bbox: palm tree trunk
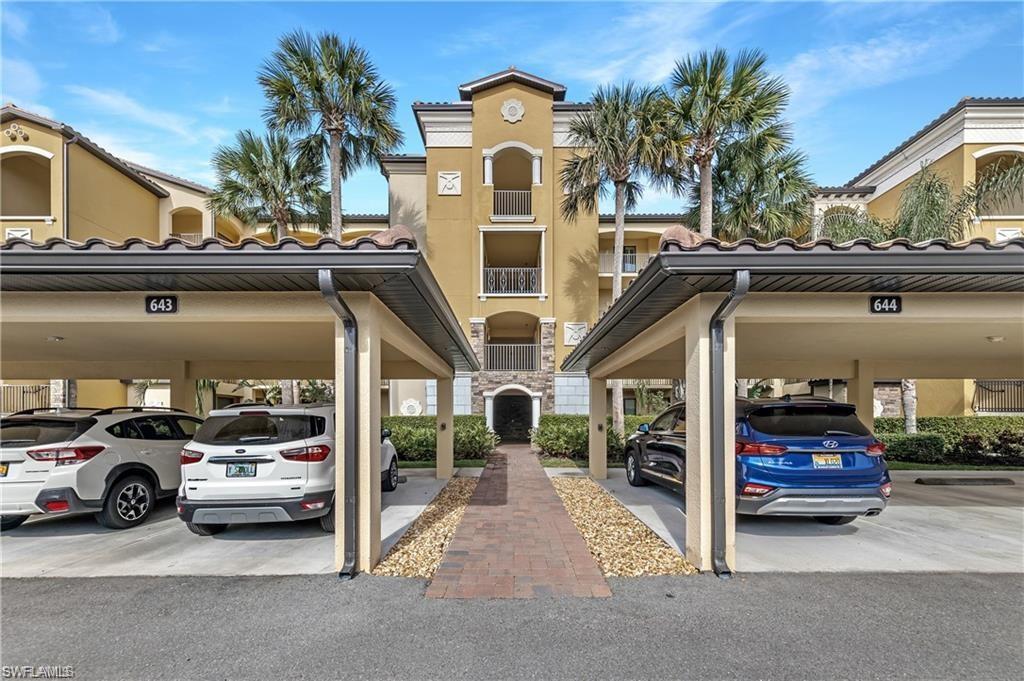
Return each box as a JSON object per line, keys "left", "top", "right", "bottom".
{"left": 901, "top": 379, "right": 918, "bottom": 434}
{"left": 699, "top": 157, "right": 714, "bottom": 238}
{"left": 329, "top": 130, "right": 343, "bottom": 240}
{"left": 610, "top": 181, "right": 626, "bottom": 437}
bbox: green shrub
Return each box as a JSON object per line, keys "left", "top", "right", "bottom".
{"left": 530, "top": 414, "right": 625, "bottom": 462}
{"left": 625, "top": 415, "right": 657, "bottom": 435}
{"left": 380, "top": 415, "right": 497, "bottom": 461}
{"left": 950, "top": 430, "right": 1024, "bottom": 466}
{"left": 874, "top": 416, "right": 1024, "bottom": 450}
{"left": 879, "top": 433, "right": 947, "bottom": 464}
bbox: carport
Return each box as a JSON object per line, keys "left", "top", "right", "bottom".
{"left": 563, "top": 235, "right": 1024, "bottom": 574}
{"left": 0, "top": 231, "right": 479, "bottom": 576}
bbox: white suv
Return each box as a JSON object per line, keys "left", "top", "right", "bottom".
{"left": 177, "top": 403, "right": 399, "bottom": 536}
{"left": 0, "top": 407, "right": 203, "bottom": 531}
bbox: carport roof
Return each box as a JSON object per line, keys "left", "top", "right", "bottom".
{"left": 562, "top": 237, "right": 1024, "bottom": 372}
{"left": 0, "top": 235, "right": 480, "bottom": 372}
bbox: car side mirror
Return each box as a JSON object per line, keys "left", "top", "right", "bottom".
{"left": 637, "top": 423, "right": 650, "bottom": 434}
{"left": 382, "top": 428, "right": 392, "bottom": 439}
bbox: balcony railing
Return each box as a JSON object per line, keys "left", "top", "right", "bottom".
{"left": 973, "top": 380, "right": 1024, "bottom": 413}
{"left": 483, "top": 267, "right": 541, "bottom": 295}
{"left": 620, "top": 378, "right": 673, "bottom": 389}
{"left": 171, "top": 232, "right": 204, "bottom": 244}
{"left": 493, "top": 190, "right": 532, "bottom": 218}
{"left": 599, "top": 251, "right": 651, "bottom": 274}
{"left": 1, "top": 383, "right": 50, "bottom": 415}
{"left": 484, "top": 344, "right": 540, "bottom": 372}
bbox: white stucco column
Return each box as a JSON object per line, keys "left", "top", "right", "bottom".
{"left": 356, "top": 310, "right": 382, "bottom": 573}
{"left": 531, "top": 395, "right": 541, "bottom": 428}
{"left": 484, "top": 394, "right": 494, "bottom": 430}
{"left": 436, "top": 376, "right": 454, "bottom": 480}
{"left": 588, "top": 377, "right": 607, "bottom": 479}
{"left": 483, "top": 155, "right": 494, "bottom": 186}
{"left": 202, "top": 210, "right": 214, "bottom": 239}
{"left": 168, "top": 362, "right": 195, "bottom": 415}
{"left": 848, "top": 359, "right": 876, "bottom": 433}
{"left": 531, "top": 155, "right": 542, "bottom": 185}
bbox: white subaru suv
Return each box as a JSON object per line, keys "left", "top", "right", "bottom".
{"left": 177, "top": 403, "right": 399, "bottom": 536}
{"left": 0, "top": 407, "right": 203, "bottom": 531}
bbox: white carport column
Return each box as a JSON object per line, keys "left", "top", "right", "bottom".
{"left": 848, "top": 360, "right": 876, "bottom": 433}
{"left": 356, "top": 310, "right": 383, "bottom": 572}
{"left": 168, "top": 362, "right": 196, "bottom": 415}
{"left": 588, "top": 377, "right": 607, "bottom": 479}
{"left": 683, "top": 296, "right": 738, "bottom": 572}
{"left": 436, "top": 377, "right": 454, "bottom": 480}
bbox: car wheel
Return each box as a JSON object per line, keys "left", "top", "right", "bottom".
{"left": 0, "top": 515, "right": 28, "bottom": 532}
{"left": 319, "top": 504, "right": 335, "bottom": 533}
{"left": 382, "top": 457, "right": 399, "bottom": 492}
{"left": 97, "top": 475, "right": 154, "bottom": 529}
{"left": 186, "top": 521, "right": 228, "bottom": 536}
{"left": 815, "top": 515, "right": 857, "bottom": 526}
{"left": 626, "top": 451, "right": 647, "bottom": 487}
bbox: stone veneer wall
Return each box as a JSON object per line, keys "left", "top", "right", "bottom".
{"left": 469, "top": 319, "right": 555, "bottom": 413}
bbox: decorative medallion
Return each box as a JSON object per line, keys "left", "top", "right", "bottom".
{"left": 501, "top": 98, "right": 525, "bottom": 124}
{"left": 564, "top": 322, "right": 588, "bottom": 346}
{"left": 437, "top": 171, "right": 461, "bottom": 195}
{"left": 400, "top": 398, "right": 423, "bottom": 416}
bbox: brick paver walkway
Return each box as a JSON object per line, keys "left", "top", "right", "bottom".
{"left": 426, "top": 444, "right": 611, "bottom": 599}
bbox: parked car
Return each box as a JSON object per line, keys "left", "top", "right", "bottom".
{"left": 177, "top": 403, "right": 399, "bottom": 536}
{"left": 624, "top": 396, "right": 892, "bottom": 525}
{"left": 0, "top": 407, "right": 203, "bottom": 531}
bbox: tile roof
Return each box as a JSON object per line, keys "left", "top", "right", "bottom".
{"left": 0, "top": 233, "right": 417, "bottom": 253}
{"left": 457, "top": 67, "right": 567, "bottom": 101}
{"left": 847, "top": 97, "right": 1024, "bottom": 186}
{"left": 127, "top": 162, "right": 213, "bottom": 194}
{"left": 658, "top": 236, "right": 1024, "bottom": 254}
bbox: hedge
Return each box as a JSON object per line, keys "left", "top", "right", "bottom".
{"left": 875, "top": 416, "right": 1024, "bottom": 450}
{"left": 381, "top": 415, "right": 498, "bottom": 461}
{"left": 878, "top": 433, "right": 946, "bottom": 464}
{"left": 530, "top": 414, "right": 655, "bottom": 461}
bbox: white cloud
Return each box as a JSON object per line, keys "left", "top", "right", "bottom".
{"left": 66, "top": 86, "right": 230, "bottom": 149}
{"left": 1, "top": 58, "right": 54, "bottom": 118}
{"left": 199, "top": 96, "right": 234, "bottom": 115}
{"left": 83, "top": 131, "right": 163, "bottom": 168}
{"left": 2, "top": 5, "right": 29, "bottom": 42}
{"left": 72, "top": 5, "right": 122, "bottom": 45}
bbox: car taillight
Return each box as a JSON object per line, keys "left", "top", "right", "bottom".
{"left": 280, "top": 445, "right": 331, "bottom": 462}
{"left": 880, "top": 482, "right": 892, "bottom": 498}
{"left": 180, "top": 449, "right": 204, "bottom": 465}
{"left": 300, "top": 499, "right": 327, "bottom": 510}
{"left": 736, "top": 442, "right": 789, "bottom": 456}
{"left": 741, "top": 483, "right": 776, "bottom": 497}
{"left": 866, "top": 442, "right": 886, "bottom": 456}
{"left": 44, "top": 500, "right": 70, "bottom": 512}
{"left": 27, "top": 446, "right": 105, "bottom": 466}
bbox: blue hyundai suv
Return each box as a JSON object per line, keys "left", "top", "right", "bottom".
{"left": 624, "top": 396, "right": 892, "bottom": 525}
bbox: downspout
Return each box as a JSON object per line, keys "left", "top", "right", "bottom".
{"left": 62, "top": 135, "right": 80, "bottom": 239}
{"left": 708, "top": 269, "right": 750, "bottom": 579}
{"left": 318, "top": 268, "right": 359, "bottom": 580}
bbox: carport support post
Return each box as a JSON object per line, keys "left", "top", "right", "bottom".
{"left": 436, "top": 377, "right": 455, "bottom": 479}
{"left": 588, "top": 377, "right": 607, "bottom": 479}
{"left": 848, "top": 360, "right": 876, "bottom": 432}
{"left": 168, "top": 363, "right": 196, "bottom": 415}
{"left": 356, "top": 307, "right": 383, "bottom": 572}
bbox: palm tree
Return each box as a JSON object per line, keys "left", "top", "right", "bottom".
{"left": 208, "top": 129, "right": 328, "bottom": 404}
{"left": 259, "top": 30, "right": 403, "bottom": 239}
{"left": 679, "top": 123, "right": 815, "bottom": 241}
{"left": 816, "top": 158, "right": 1024, "bottom": 433}
{"left": 208, "top": 129, "right": 328, "bottom": 240}
{"left": 668, "top": 48, "right": 789, "bottom": 238}
{"left": 561, "top": 82, "right": 682, "bottom": 436}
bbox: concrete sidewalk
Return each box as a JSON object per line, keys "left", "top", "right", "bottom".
{"left": 2, "top": 572, "right": 1020, "bottom": 680}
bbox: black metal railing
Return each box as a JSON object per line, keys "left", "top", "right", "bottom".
{"left": 973, "top": 380, "right": 1024, "bottom": 413}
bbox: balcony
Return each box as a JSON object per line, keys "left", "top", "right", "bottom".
{"left": 483, "top": 267, "right": 541, "bottom": 295}
{"left": 973, "top": 380, "right": 1024, "bottom": 413}
{"left": 599, "top": 251, "right": 652, "bottom": 274}
{"left": 485, "top": 343, "right": 540, "bottom": 372}
{"left": 170, "top": 232, "right": 204, "bottom": 244}
{"left": 492, "top": 190, "right": 532, "bottom": 221}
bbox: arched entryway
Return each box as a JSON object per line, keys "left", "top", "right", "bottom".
{"left": 484, "top": 383, "right": 541, "bottom": 443}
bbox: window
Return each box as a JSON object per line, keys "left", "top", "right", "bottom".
{"left": 129, "top": 416, "right": 178, "bottom": 441}
{"left": 2, "top": 418, "right": 94, "bottom": 447}
{"left": 107, "top": 421, "right": 143, "bottom": 439}
{"left": 747, "top": 405, "right": 870, "bottom": 437}
{"left": 623, "top": 397, "right": 637, "bottom": 415}
{"left": 173, "top": 417, "right": 202, "bottom": 437}
{"left": 650, "top": 407, "right": 680, "bottom": 432}
{"left": 193, "top": 414, "right": 324, "bottom": 447}
{"left": 672, "top": 409, "right": 687, "bottom": 434}
{"left": 623, "top": 245, "right": 638, "bottom": 273}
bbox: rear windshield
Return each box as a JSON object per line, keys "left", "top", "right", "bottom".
{"left": 0, "top": 418, "right": 95, "bottom": 448}
{"left": 193, "top": 414, "right": 325, "bottom": 447}
{"left": 747, "top": 406, "right": 870, "bottom": 437}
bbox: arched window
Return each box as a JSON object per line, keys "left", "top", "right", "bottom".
{"left": 1, "top": 147, "right": 53, "bottom": 218}
{"left": 975, "top": 147, "right": 1024, "bottom": 217}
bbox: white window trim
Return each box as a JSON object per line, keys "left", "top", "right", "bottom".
{"left": 478, "top": 226, "right": 547, "bottom": 301}
{"left": 1, "top": 215, "right": 55, "bottom": 224}
{"left": 0, "top": 145, "right": 55, "bottom": 159}
{"left": 972, "top": 144, "right": 1024, "bottom": 159}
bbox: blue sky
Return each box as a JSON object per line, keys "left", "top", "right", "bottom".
{"left": 3, "top": 1, "right": 1022, "bottom": 214}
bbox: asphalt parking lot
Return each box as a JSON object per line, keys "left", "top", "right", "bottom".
{"left": 0, "top": 470, "right": 446, "bottom": 577}
{"left": 598, "top": 469, "right": 1024, "bottom": 572}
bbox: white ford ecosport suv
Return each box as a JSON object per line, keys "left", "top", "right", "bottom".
{"left": 0, "top": 407, "right": 203, "bottom": 531}
{"left": 177, "top": 403, "right": 399, "bottom": 536}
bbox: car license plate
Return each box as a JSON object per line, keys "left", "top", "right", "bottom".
{"left": 0, "top": 462, "right": 7, "bottom": 477}
{"left": 812, "top": 454, "right": 843, "bottom": 469}
{"left": 226, "top": 462, "right": 256, "bottom": 478}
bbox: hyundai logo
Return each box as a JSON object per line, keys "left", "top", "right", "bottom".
{"left": 822, "top": 440, "right": 839, "bottom": 449}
